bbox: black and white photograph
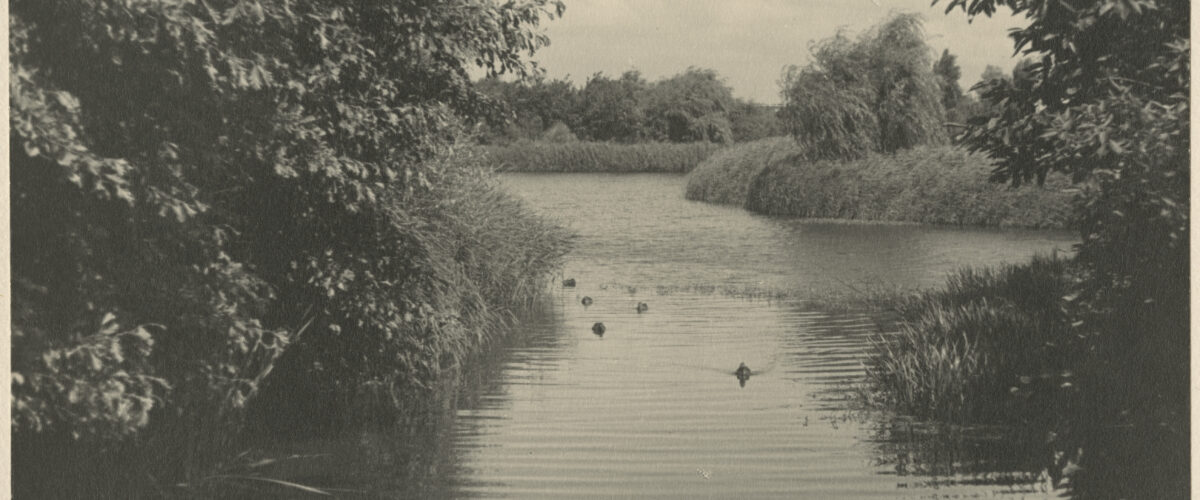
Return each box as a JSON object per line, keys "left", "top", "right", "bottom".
{"left": 6, "top": 0, "right": 1192, "bottom": 498}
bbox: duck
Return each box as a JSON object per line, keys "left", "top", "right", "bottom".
{"left": 581, "top": 296, "right": 594, "bottom": 306}
{"left": 592, "top": 322, "right": 606, "bottom": 336}
{"left": 735, "top": 362, "right": 752, "bottom": 380}
{"left": 562, "top": 278, "right": 576, "bottom": 287}
{"left": 636, "top": 302, "right": 648, "bottom": 313}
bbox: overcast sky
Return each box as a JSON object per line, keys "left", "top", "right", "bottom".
{"left": 527, "top": 0, "right": 1028, "bottom": 104}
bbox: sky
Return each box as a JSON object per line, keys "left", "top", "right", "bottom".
{"left": 526, "top": 0, "right": 1029, "bottom": 104}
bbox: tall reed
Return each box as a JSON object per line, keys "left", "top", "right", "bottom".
{"left": 687, "top": 138, "right": 1074, "bottom": 229}
{"left": 863, "top": 255, "right": 1074, "bottom": 423}
{"left": 478, "top": 140, "right": 723, "bottom": 173}
{"left": 684, "top": 137, "right": 802, "bottom": 206}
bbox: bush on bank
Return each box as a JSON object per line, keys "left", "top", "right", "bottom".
{"left": 478, "top": 140, "right": 723, "bottom": 173}
{"left": 248, "top": 153, "right": 574, "bottom": 436}
{"left": 10, "top": 0, "right": 571, "bottom": 497}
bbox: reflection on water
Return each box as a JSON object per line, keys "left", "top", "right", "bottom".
{"left": 256, "top": 173, "right": 1078, "bottom": 498}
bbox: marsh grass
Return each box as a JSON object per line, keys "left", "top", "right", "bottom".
{"left": 247, "top": 151, "right": 574, "bottom": 439}
{"left": 687, "top": 139, "right": 1074, "bottom": 229}
{"left": 862, "top": 255, "right": 1075, "bottom": 423}
{"left": 478, "top": 140, "right": 723, "bottom": 173}
{"left": 684, "top": 137, "right": 802, "bottom": 206}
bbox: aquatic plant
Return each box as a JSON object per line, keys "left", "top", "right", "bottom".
{"left": 478, "top": 140, "right": 723, "bottom": 173}
{"left": 863, "top": 256, "right": 1074, "bottom": 423}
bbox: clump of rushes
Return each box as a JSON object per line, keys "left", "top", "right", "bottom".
{"left": 688, "top": 140, "right": 1074, "bottom": 229}
{"left": 863, "top": 255, "right": 1075, "bottom": 423}
{"left": 477, "top": 140, "right": 723, "bottom": 173}
{"left": 684, "top": 137, "right": 803, "bottom": 206}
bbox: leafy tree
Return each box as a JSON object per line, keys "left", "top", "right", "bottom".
{"left": 576, "top": 70, "right": 648, "bottom": 142}
{"left": 978, "top": 64, "right": 1007, "bottom": 85}
{"left": 932, "top": 48, "right": 964, "bottom": 112}
{"left": 642, "top": 67, "right": 736, "bottom": 143}
{"left": 475, "top": 75, "right": 580, "bottom": 142}
{"left": 940, "top": 0, "right": 1188, "bottom": 496}
{"left": 11, "top": 0, "right": 565, "bottom": 495}
{"left": 780, "top": 14, "right": 947, "bottom": 160}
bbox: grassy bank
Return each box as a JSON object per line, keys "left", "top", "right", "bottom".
{"left": 246, "top": 153, "right": 575, "bottom": 437}
{"left": 478, "top": 140, "right": 724, "bottom": 173}
{"left": 861, "top": 252, "right": 1188, "bottom": 497}
{"left": 685, "top": 138, "right": 1074, "bottom": 229}
{"left": 13, "top": 151, "right": 575, "bottom": 498}
{"left": 861, "top": 255, "right": 1074, "bottom": 423}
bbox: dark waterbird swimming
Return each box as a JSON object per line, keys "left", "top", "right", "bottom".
{"left": 582, "top": 296, "right": 594, "bottom": 306}
{"left": 636, "top": 302, "right": 648, "bottom": 313}
{"left": 562, "top": 278, "right": 576, "bottom": 287}
{"left": 592, "top": 322, "right": 606, "bottom": 336}
{"left": 735, "top": 362, "right": 752, "bottom": 387}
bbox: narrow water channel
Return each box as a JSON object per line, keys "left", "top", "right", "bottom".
{"left": 262, "top": 173, "right": 1079, "bottom": 499}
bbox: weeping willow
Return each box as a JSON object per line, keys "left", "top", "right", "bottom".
{"left": 780, "top": 14, "right": 947, "bottom": 161}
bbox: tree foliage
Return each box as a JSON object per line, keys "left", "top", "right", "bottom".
{"left": 728, "top": 99, "right": 785, "bottom": 142}
{"left": 575, "top": 70, "right": 649, "bottom": 142}
{"left": 932, "top": 49, "right": 964, "bottom": 111}
{"left": 779, "top": 14, "right": 947, "bottom": 160}
{"left": 475, "top": 74, "right": 579, "bottom": 143}
{"left": 939, "top": 0, "right": 1188, "bottom": 495}
{"left": 10, "top": 0, "right": 567, "bottom": 495}
{"left": 642, "top": 67, "right": 736, "bottom": 143}
{"left": 943, "top": 0, "right": 1188, "bottom": 304}
{"left": 474, "top": 67, "right": 776, "bottom": 144}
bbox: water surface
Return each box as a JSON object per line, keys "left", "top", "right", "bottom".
{"left": 264, "top": 173, "right": 1078, "bottom": 499}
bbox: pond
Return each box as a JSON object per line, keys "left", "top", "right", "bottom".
{"left": 262, "top": 173, "right": 1079, "bottom": 499}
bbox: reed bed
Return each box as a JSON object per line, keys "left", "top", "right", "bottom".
{"left": 862, "top": 255, "right": 1075, "bottom": 423}
{"left": 478, "top": 140, "right": 724, "bottom": 173}
{"left": 747, "top": 146, "right": 1073, "bottom": 228}
{"left": 686, "top": 138, "right": 1075, "bottom": 229}
{"left": 683, "top": 137, "right": 802, "bottom": 205}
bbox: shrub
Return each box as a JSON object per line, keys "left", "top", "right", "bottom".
{"left": 10, "top": 0, "right": 569, "bottom": 496}
{"left": 249, "top": 151, "right": 573, "bottom": 435}
{"left": 937, "top": 1, "right": 1189, "bottom": 493}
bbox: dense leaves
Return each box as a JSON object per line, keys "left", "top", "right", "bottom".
{"left": 641, "top": 67, "right": 736, "bottom": 143}
{"left": 779, "top": 14, "right": 947, "bottom": 160}
{"left": 934, "top": 0, "right": 1189, "bottom": 496}
{"left": 474, "top": 66, "right": 779, "bottom": 144}
{"left": 11, "top": 0, "right": 569, "bottom": 496}
{"left": 576, "top": 70, "right": 650, "bottom": 142}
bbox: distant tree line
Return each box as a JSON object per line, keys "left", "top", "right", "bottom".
{"left": 473, "top": 67, "right": 785, "bottom": 144}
